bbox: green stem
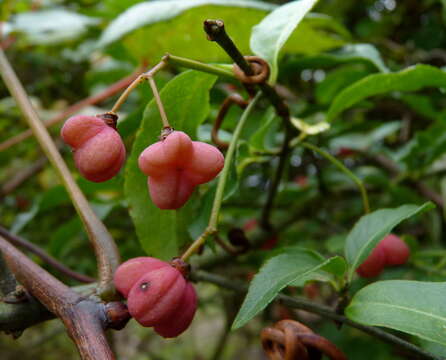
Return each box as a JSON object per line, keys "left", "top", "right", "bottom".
{"left": 181, "top": 93, "right": 262, "bottom": 261}
{"left": 163, "top": 54, "right": 235, "bottom": 79}
{"left": 0, "top": 49, "right": 120, "bottom": 298}
{"left": 210, "top": 94, "right": 262, "bottom": 228}
{"left": 302, "top": 142, "right": 371, "bottom": 214}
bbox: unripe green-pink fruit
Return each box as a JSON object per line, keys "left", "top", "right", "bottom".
{"left": 138, "top": 131, "right": 224, "bottom": 209}
{"left": 127, "top": 266, "right": 186, "bottom": 326}
{"left": 154, "top": 283, "right": 197, "bottom": 338}
{"left": 61, "top": 115, "right": 126, "bottom": 182}
{"left": 113, "top": 257, "right": 169, "bottom": 298}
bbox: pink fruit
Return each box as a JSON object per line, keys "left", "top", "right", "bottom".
{"left": 356, "top": 245, "right": 386, "bottom": 278}
{"left": 61, "top": 115, "right": 126, "bottom": 182}
{"left": 127, "top": 266, "right": 186, "bottom": 326}
{"left": 113, "top": 257, "right": 169, "bottom": 297}
{"left": 154, "top": 283, "right": 197, "bottom": 338}
{"left": 378, "top": 234, "right": 410, "bottom": 266}
{"left": 138, "top": 131, "right": 224, "bottom": 209}
{"left": 113, "top": 257, "right": 198, "bottom": 337}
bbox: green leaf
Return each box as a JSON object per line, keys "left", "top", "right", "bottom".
{"left": 289, "top": 255, "right": 347, "bottom": 288}
{"left": 124, "top": 71, "right": 217, "bottom": 260}
{"left": 330, "top": 121, "right": 401, "bottom": 152}
{"left": 345, "top": 203, "right": 435, "bottom": 281}
{"left": 49, "top": 203, "right": 116, "bottom": 257}
{"left": 10, "top": 9, "right": 100, "bottom": 45}
{"left": 288, "top": 43, "right": 388, "bottom": 72}
{"left": 315, "top": 65, "right": 371, "bottom": 105}
{"left": 401, "top": 121, "right": 446, "bottom": 173}
{"left": 419, "top": 339, "right": 446, "bottom": 358}
{"left": 346, "top": 280, "right": 446, "bottom": 346}
{"left": 327, "top": 65, "right": 446, "bottom": 122}
{"left": 232, "top": 248, "right": 342, "bottom": 330}
{"left": 249, "top": 107, "right": 279, "bottom": 151}
{"left": 250, "top": 0, "right": 319, "bottom": 83}
{"left": 98, "top": 0, "right": 274, "bottom": 62}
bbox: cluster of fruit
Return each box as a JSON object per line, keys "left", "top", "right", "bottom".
{"left": 61, "top": 114, "right": 225, "bottom": 337}
{"left": 61, "top": 115, "right": 224, "bottom": 210}
{"left": 60, "top": 115, "right": 411, "bottom": 339}
{"left": 356, "top": 234, "right": 410, "bottom": 278}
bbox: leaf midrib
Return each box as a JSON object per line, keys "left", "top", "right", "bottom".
{"left": 351, "top": 301, "right": 446, "bottom": 323}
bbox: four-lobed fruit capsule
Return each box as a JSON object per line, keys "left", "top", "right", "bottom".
{"left": 113, "top": 257, "right": 197, "bottom": 338}
{"left": 356, "top": 234, "right": 410, "bottom": 278}
{"left": 138, "top": 131, "right": 224, "bottom": 210}
{"left": 61, "top": 115, "right": 126, "bottom": 182}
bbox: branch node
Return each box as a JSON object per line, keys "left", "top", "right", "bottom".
{"left": 104, "top": 302, "right": 131, "bottom": 331}
{"left": 233, "top": 56, "right": 270, "bottom": 85}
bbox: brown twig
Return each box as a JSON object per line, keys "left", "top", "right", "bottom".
{"left": 0, "top": 68, "right": 142, "bottom": 153}
{"left": 261, "top": 319, "right": 347, "bottom": 360}
{"left": 203, "top": 20, "right": 290, "bottom": 119}
{"left": 0, "top": 235, "right": 122, "bottom": 359}
{"left": 212, "top": 93, "right": 247, "bottom": 150}
{"left": 214, "top": 235, "right": 242, "bottom": 256}
{"left": 0, "top": 49, "right": 120, "bottom": 297}
{"left": 0, "top": 225, "right": 94, "bottom": 283}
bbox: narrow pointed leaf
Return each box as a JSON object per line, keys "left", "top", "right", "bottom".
{"left": 327, "top": 64, "right": 446, "bottom": 121}
{"left": 232, "top": 249, "right": 343, "bottom": 329}
{"left": 250, "top": 0, "right": 319, "bottom": 82}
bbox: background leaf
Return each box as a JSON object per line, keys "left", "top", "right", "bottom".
{"left": 99, "top": 0, "right": 273, "bottom": 62}
{"left": 401, "top": 122, "right": 446, "bottom": 174}
{"left": 286, "top": 43, "right": 387, "bottom": 72}
{"left": 124, "top": 71, "right": 217, "bottom": 260}
{"left": 345, "top": 203, "right": 434, "bottom": 281}
{"left": 327, "top": 65, "right": 446, "bottom": 122}
{"left": 346, "top": 280, "right": 446, "bottom": 346}
{"left": 250, "top": 0, "right": 320, "bottom": 82}
{"left": 232, "top": 248, "right": 343, "bottom": 330}
{"left": 10, "top": 9, "right": 100, "bottom": 45}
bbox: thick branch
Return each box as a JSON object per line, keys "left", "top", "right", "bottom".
{"left": 0, "top": 299, "right": 53, "bottom": 334}
{"left": 0, "top": 235, "right": 117, "bottom": 359}
{"left": 0, "top": 253, "right": 17, "bottom": 296}
{"left": 193, "top": 270, "right": 439, "bottom": 360}
{"left": 0, "top": 49, "right": 120, "bottom": 296}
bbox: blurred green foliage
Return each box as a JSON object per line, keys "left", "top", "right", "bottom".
{"left": 2, "top": 0, "right": 446, "bottom": 358}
